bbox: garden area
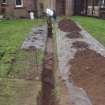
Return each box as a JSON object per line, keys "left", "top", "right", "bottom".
{"left": 0, "top": 19, "right": 46, "bottom": 105}
{"left": 0, "top": 16, "right": 105, "bottom": 105}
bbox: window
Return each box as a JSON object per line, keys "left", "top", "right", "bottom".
{"left": 16, "top": 0, "right": 23, "bottom": 7}
{"left": 39, "top": 3, "right": 44, "bottom": 11}
{"left": 2, "top": 0, "right": 7, "bottom": 4}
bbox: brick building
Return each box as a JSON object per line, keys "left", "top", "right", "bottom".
{"left": 0, "top": 0, "right": 37, "bottom": 18}
{"left": 37, "top": 0, "right": 74, "bottom": 16}
{"left": 0, "top": 0, "right": 105, "bottom": 18}
{"left": 0, "top": 0, "right": 74, "bottom": 18}
{"left": 74, "top": 0, "right": 105, "bottom": 17}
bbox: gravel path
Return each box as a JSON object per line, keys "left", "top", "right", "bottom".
{"left": 21, "top": 25, "right": 47, "bottom": 50}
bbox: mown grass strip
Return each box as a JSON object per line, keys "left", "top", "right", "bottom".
{"left": 71, "top": 16, "right": 105, "bottom": 46}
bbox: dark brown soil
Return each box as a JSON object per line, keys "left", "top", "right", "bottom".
{"left": 70, "top": 48, "right": 105, "bottom": 105}
{"left": 29, "top": 46, "right": 37, "bottom": 50}
{"left": 66, "top": 32, "right": 82, "bottom": 39}
{"left": 38, "top": 37, "right": 58, "bottom": 105}
{"left": 58, "top": 19, "right": 81, "bottom": 32}
{"left": 72, "top": 41, "right": 88, "bottom": 49}
{"left": 41, "top": 53, "right": 56, "bottom": 105}
{"left": 34, "top": 31, "right": 43, "bottom": 34}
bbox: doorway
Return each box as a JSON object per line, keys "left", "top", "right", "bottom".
{"left": 74, "top": 0, "right": 88, "bottom": 15}
{"left": 56, "top": 0, "right": 66, "bottom": 16}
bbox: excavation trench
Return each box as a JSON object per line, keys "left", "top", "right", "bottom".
{"left": 37, "top": 23, "right": 57, "bottom": 105}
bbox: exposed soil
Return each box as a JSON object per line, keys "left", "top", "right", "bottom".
{"left": 70, "top": 48, "right": 105, "bottom": 105}
{"left": 58, "top": 19, "right": 81, "bottom": 32}
{"left": 58, "top": 81, "right": 74, "bottom": 105}
{"left": 66, "top": 32, "right": 82, "bottom": 39}
{"left": 38, "top": 38, "right": 57, "bottom": 105}
{"left": 37, "top": 23, "right": 58, "bottom": 105}
{"left": 72, "top": 41, "right": 89, "bottom": 49}
{"left": 40, "top": 52, "right": 56, "bottom": 105}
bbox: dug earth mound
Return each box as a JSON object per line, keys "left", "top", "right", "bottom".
{"left": 58, "top": 19, "right": 81, "bottom": 32}
{"left": 66, "top": 32, "right": 82, "bottom": 39}
{"left": 70, "top": 48, "right": 105, "bottom": 105}
{"left": 71, "top": 41, "right": 89, "bottom": 49}
{"left": 58, "top": 18, "right": 105, "bottom": 105}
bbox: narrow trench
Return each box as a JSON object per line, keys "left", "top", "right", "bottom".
{"left": 37, "top": 21, "right": 57, "bottom": 105}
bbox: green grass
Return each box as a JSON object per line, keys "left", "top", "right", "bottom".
{"left": 0, "top": 19, "right": 44, "bottom": 50}
{"left": 9, "top": 49, "right": 44, "bottom": 79}
{"left": 0, "top": 19, "right": 45, "bottom": 105}
{"left": 0, "top": 19, "right": 45, "bottom": 77}
{"left": 71, "top": 16, "right": 105, "bottom": 46}
{"left": 0, "top": 78, "right": 41, "bottom": 105}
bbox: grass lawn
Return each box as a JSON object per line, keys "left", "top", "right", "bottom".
{"left": 71, "top": 16, "right": 105, "bottom": 46}
{"left": 0, "top": 19, "right": 45, "bottom": 105}
{"left": 0, "top": 78, "right": 41, "bottom": 105}
{"left": 0, "top": 19, "right": 45, "bottom": 77}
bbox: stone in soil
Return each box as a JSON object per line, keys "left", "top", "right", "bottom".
{"left": 66, "top": 31, "right": 82, "bottom": 39}
{"left": 72, "top": 41, "right": 89, "bottom": 49}
{"left": 58, "top": 19, "right": 81, "bottom": 32}
{"left": 70, "top": 48, "right": 105, "bottom": 105}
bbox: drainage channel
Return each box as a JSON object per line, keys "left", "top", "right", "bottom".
{"left": 37, "top": 20, "right": 57, "bottom": 105}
